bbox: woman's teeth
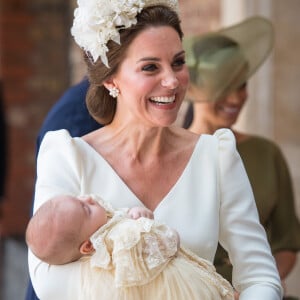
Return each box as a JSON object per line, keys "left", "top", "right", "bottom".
{"left": 150, "top": 96, "right": 175, "bottom": 104}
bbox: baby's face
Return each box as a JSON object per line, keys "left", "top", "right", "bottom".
{"left": 55, "top": 195, "right": 108, "bottom": 241}
{"left": 77, "top": 196, "right": 108, "bottom": 238}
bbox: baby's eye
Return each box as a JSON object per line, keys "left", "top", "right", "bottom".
{"left": 142, "top": 64, "right": 158, "bottom": 72}
{"left": 83, "top": 203, "right": 91, "bottom": 215}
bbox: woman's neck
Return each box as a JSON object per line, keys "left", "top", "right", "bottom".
{"left": 188, "top": 120, "right": 216, "bottom": 135}
{"left": 187, "top": 104, "right": 218, "bottom": 135}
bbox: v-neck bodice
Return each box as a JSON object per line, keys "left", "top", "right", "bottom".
{"left": 35, "top": 129, "right": 221, "bottom": 259}
{"left": 32, "top": 128, "right": 282, "bottom": 299}
{"left": 74, "top": 135, "right": 205, "bottom": 213}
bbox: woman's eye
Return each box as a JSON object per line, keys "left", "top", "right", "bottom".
{"left": 238, "top": 82, "right": 247, "bottom": 90}
{"left": 172, "top": 58, "right": 185, "bottom": 68}
{"left": 142, "top": 64, "right": 158, "bottom": 72}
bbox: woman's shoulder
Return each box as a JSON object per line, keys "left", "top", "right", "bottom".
{"left": 201, "top": 128, "right": 236, "bottom": 151}
{"left": 171, "top": 126, "right": 235, "bottom": 144}
{"left": 39, "top": 129, "right": 76, "bottom": 151}
{"left": 42, "top": 128, "right": 72, "bottom": 142}
{"left": 38, "top": 129, "right": 82, "bottom": 161}
{"left": 174, "top": 128, "right": 237, "bottom": 158}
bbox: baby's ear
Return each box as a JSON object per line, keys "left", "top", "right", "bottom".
{"left": 80, "top": 240, "right": 95, "bottom": 255}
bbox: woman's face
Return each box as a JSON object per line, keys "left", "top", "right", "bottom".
{"left": 196, "top": 83, "right": 248, "bottom": 129}
{"left": 109, "top": 26, "right": 189, "bottom": 127}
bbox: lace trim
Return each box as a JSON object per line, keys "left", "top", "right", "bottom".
{"left": 90, "top": 215, "right": 179, "bottom": 287}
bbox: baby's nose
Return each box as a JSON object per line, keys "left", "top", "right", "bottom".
{"left": 79, "top": 195, "right": 95, "bottom": 205}
{"left": 84, "top": 197, "right": 96, "bottom": 205}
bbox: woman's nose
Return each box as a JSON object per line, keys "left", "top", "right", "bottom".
{"left": 226, "top": 90, "right": 242, "bottom": 104}
{"left": 161, "top": 70, "right": 179, "bottom": 90}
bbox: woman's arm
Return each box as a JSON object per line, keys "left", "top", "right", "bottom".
{"left": 30, "top": 130, "right": 84, "bottom": 299}
{"left": 269, "top": 144, "right": 300, "bottom": 280}
{"left": 215, "top": 129, "right": 283, "bottom": 299}
{"left": 275, "top": 250, "right": 297, "bottom": 280}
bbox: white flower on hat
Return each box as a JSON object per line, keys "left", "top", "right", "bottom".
{"left": 71, "top": 0, "right": 178, "bottom": 67}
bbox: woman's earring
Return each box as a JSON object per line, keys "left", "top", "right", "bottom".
{"left": 108, "top": 87, "right": 120, "bottom": 98}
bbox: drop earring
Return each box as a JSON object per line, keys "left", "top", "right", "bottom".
{"left": 108, "top": 87, "right": 120, "bottom": 98}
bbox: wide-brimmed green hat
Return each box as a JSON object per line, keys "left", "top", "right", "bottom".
{"left": 183, "top": 16, "right": 274, "bottom": 101}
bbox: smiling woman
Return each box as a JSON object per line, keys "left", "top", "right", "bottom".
{"left": 83, "top": 8, "right": 187, "bottom": 126}
{"left": 28, "top": 1, "right": 282, "bottom": 300}
{"left": 102, "top": 26, "right": 189, "bottom": 127}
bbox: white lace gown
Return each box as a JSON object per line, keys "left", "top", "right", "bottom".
{"left": 77, "top": 207, "right": 233, "bottom": 300}
{"left": 29, "top": 128, "right": 282, "bottom": 300}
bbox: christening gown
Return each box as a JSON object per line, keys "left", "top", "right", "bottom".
{"left": 29, "top": 128, "right": 282, "bottom": 300}
{"left": 72, "top": 195, "right": 232, "bottom": 299}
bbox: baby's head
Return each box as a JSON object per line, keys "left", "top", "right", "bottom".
{"left": 26, "top": 195, "right": 108, "bottom": 265}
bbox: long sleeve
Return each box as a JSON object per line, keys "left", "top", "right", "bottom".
{"left": 29, "top": 130, "right": 84, "bottom": 300}
{"left": 215, "top": 129, "right": 283, "bottom": 299}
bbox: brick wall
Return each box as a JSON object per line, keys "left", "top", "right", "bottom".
{"left": 0, "top": 0, "right": 71, "bottom": 235}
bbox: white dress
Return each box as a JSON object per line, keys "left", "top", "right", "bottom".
{"left": 29, "top": 128, "right": 282, "bottom": 300}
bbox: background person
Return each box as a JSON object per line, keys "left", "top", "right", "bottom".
{"left": 36, "top": 78, "right": 100, "bottom": 148}
{"left": 183, "top": 16, "right": 300, "bottom": 299}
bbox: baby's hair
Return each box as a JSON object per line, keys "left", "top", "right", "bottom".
{"left": 26, "top": 195, "right": 83, "bottom": 265}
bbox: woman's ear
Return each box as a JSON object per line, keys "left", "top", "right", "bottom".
{"left": 79, "top": 240, "right": 95, "bottom": 255}
{"left": 103, "top": 77, "right": 115, "bottom": 91}
{"left": 103, "top": 77, "right": 120, "bottom": 98}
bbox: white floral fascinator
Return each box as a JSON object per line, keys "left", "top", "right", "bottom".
{"left": 71, "top": 0, "right": 178, "bottom": 68}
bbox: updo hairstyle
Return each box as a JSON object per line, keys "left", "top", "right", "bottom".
{"left": 85, "top": 5, "right": 183, "bottom": 125}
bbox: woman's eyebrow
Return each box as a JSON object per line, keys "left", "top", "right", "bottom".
{"left": 137, "top": 50, "right": 186, "bottom": 63}
{"left": 138, "top": 57, "right": 160, "bottom": 63}
{"left": 174, "top": 50, "right": 185, "bottom": 58}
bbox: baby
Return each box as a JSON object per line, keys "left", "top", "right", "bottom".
{"left": 26, "top": 194, "right": 156, "bottom": 265}
{"left": 26, "top": 194, "right": 234, "bottom": 300}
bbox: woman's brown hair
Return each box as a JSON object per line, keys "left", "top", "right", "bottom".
{"left": 84, "top": 5, "right": 183, "bottom": 125}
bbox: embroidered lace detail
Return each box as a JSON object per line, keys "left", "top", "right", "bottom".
{"left": 90, "top": 214, "right": 179, "bottom": 287}
{"left": 179, "top": 246, "right": 234, "bottom": 299}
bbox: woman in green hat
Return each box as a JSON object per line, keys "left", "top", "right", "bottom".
{"left": 183, "top": 16, "right": 300, "bottom": 300}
